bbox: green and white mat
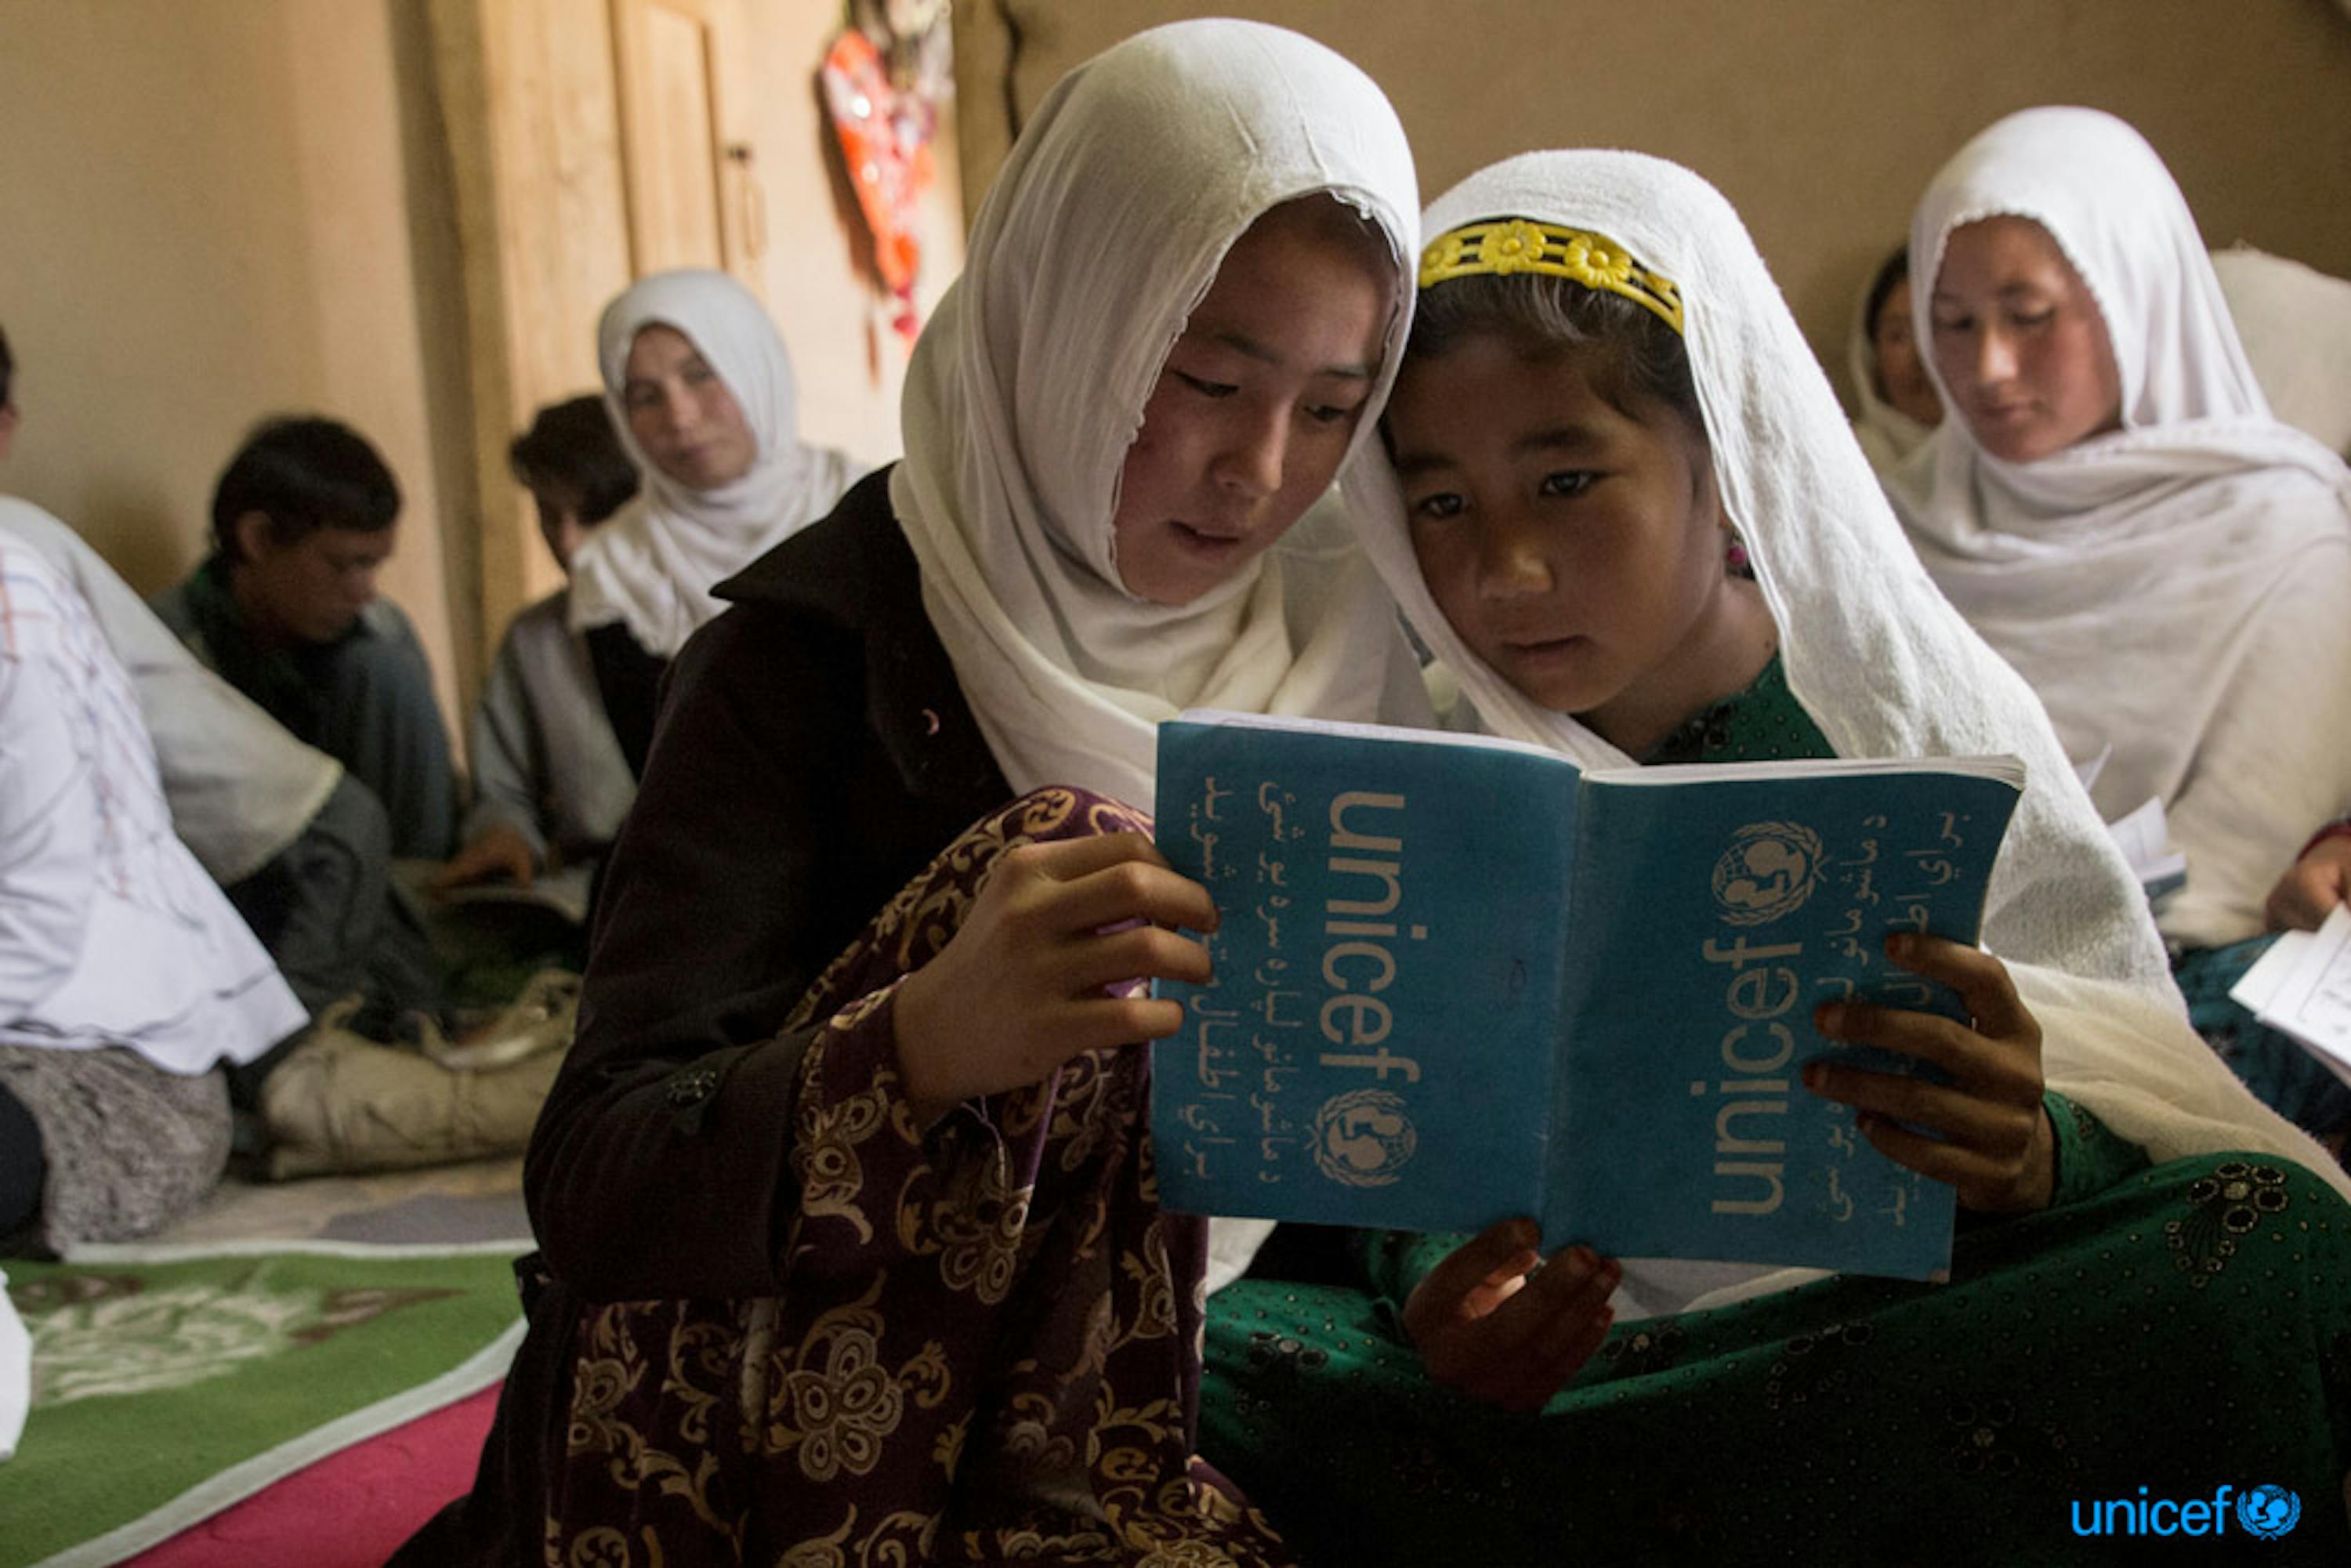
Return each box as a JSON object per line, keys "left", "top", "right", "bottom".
{"left": 0, "top": 1239, "right": 524, "bottom": 1568}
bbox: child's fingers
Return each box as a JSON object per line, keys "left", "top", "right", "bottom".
{"left": 1405, "top": 1220, "right": 1541, "bottom": 1349}
{"left": 1882, "top": 935, "right": 2037, "bottom": 1045}
{"left": 1063, "top": 924, "right": 1214, "bottom": 992}
{"left": 1812, "top": 1002, "right": 2040, "bottom": 1101}
{"left": 1469, "top": 1248, "right": 1618, "bottom": 1409}
{"left": 1853, "top": 1112, "right": 2034, "bottom": 1205}
{"left": 1034, "top": 856, "right": 1220, "bottom": 936}
{"left": 1804, "top": 1061, "right": 2036, "bottom": 1146}
{"left": 1052, "top": 993, "right": 1188, "bottom": 1055}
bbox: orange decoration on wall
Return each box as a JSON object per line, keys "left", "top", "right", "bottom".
{"left": 822, "top": 27, "right": 933, "bottom": 344}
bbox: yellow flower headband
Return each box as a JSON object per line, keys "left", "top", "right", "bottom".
{"left": 1417, "top": 218, "right": 1684, "bottom": 335}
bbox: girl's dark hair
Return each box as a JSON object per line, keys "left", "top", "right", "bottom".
{"left": 1405, "top": 268, "right": 1703, "bottom": 434}
{"left": 509, "top": 395, "right": 639, "bottom": 524}
{"left": 0, "top": 325, "right": 13, "bottom": 408}
{"left": 1863, "top": 245, "right": 1911, "bottom": 341}
{"left": 211, "top": 416, "right": 400, "bottom": 563}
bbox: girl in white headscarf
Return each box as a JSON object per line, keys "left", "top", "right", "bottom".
{"left": 400, "top": 21, "right": 1424, "bottom": 1564}
{"left": 1196, "top": 149, "right": 2351, "bottom": 1566}
{"left": 1886, "top": 107, "right": 2351, "bottom": 1142}
{"left": 567, "top": 267, "right": 863, "bottom": 770}
{"left": 1848, "top": 243, "right": 1943, "bottom": 476}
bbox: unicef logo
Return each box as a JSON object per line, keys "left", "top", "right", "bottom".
{"left": 1311, "top": 1088, "right": 1417, "bottom": 1187}
{"left": 2237, "top": 1484, "right": 2301, "bottom": 1539}
{"left": 1710, "top": 821, "right": 1826, "bottom": 927}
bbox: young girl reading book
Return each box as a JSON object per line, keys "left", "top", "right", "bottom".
{"left": 1200, "top": 150, "right": 2351, "bottom": 1564}
{"left": 398, "top": 21, "right": 1428, "bottom": 1565}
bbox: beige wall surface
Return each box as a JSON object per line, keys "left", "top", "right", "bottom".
{"left": 0, "top": 0, "right": 961, "bottom": 758}
{"left": 954, "top": 0, "right": 2351, "bottom": 384}
{"left": 0, "top": 0, "right": 473, "bottom": 722}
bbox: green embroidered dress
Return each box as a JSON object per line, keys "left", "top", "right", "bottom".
{"left": 1199, "top": 658, "right": 2351, "bottom": 1564}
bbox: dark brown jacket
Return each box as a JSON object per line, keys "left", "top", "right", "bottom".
{"left": 525, "top": 465, "right": 1010, "bottom": 1302}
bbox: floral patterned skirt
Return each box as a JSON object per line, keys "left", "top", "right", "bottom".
{"left": 410, "top": 788, "right": 1288, "bottom": 1567}
{"left": 1202, "top": 1153, "right": 2351, "bottom": 1565}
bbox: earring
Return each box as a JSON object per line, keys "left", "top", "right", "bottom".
{"left": 1724, "top": 524, "right": 1753, "bottom": 580}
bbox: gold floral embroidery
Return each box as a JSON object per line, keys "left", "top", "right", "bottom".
{"left": 562, "top": 1304, "right": 744, "bottom": 1547}
{"left": 2163, "top": 1159, "right": 2291, "bottom": 1287}
{"left": 762, "top": 1280, "right": 951, "bottom": 1483}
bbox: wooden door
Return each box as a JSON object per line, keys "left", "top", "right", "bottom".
{"left": 610, "top": 0, "right": 763, "bottom": 289}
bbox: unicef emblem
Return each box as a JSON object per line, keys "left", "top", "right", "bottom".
{"left": 1710, "top": 821, "right": 1826, "bottom": 926}
{"left": 1311, "top": 1088, "right": 1417, "bottom": 1187}
{"left": 2236, "top": 1484, "right": 2301, "bottom": 1539}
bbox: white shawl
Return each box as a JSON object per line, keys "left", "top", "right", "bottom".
{"left": 1340, "top": 153, "right": 2349, "bottom": 1310}
{"left": 569, "top": 269, "right": 862, "bottom": 658}
{"left": 889, "top": 18, "right": 1431, "bottom": 809}
{"left": 1885, "top": 107, "right": 2351, "bottom": 949}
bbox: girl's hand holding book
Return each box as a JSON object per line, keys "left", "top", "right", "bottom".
{"left": 1804, "top": 935, "right": 2055, "bottom": 1215}
{"left": 1403, "top": 1218, "right": 1621, "bottom": 1412}
{"left": 891, "top": 832, "right": 1217, "bottom": 1128}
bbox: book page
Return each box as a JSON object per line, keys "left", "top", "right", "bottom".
{"left": 1588, "top": 754, "right": 2026, "bottom": 789}
{"left": 1548, "top": 762, "right": 2023, "bottom": 1281}
{"left": 1150, "top": 715, "right": 1579, "bottom": 1233}
{"left": 2251, "top": 904, "right": 2351, "bottom": 1087}
{"left": 1178, "top": 706, "right": 1570, "bottom": 763}
{"left": 2103, "top": 795, "right": 2188, "bottom": 903}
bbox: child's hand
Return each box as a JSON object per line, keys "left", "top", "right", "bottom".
{"left": 1806, "top": 933, "right": 2053, "bottom": 1214}
{"left": 1402, "top": 1219, "right": 1619, "bottom": 1412}
{"left": 2266, "top": 832, "right": 2351, "bottom": 933}
{"left": 433, "top": 825, "right": 538, "bottom": 892}
{"left": 891, "top": 832, "right": 1217, "bottom": 1126}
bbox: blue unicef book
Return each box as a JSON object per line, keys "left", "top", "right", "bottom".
{"left": 1149, "top": 710, "right": 2027, "bottom": 1284}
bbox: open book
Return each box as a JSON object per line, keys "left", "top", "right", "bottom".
{"left": 2230, "top": 904, "right": 2351, "bottom": 1087}
{"left": 1149, "top": 710, "right": 2026, "bottom": 1283}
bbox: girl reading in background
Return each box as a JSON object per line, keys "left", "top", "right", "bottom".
{"left": 1200, "top": 150, "right": 2351, "bottom": 1565}
{"left": 1886, "top": 107, "right": 2351, "bottom": 1146}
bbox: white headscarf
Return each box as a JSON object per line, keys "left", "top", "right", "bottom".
{"left": 1846, "top": 252, "right": 1936, "bottom": 476}
{"left": 1885, "top": 108, "right": 2351, "bottom": 947}
{"left": 1342, "top": 152, "right": 2349, "bottom": 1262}
{"left": 569, "top": 269, "right": 862, "bottom": 658}
{"left": 889, "top": 18, "right": 1432, "bottom": 809}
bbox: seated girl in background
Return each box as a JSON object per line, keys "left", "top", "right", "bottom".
{"left": 567, "top": 269, "right": 863, "bottom": 775}
{"left": 1848, "top": 243, "right": 1943, "bottom": 476}
{"left": 400, "top": 20, "right": 1428, "bottom": 1564}
{"left": 1199, "top": 149, "right": 2351, "bottom": 1565}
{"left": 1886, "top": 108, "right": 2351, "bottom": 1144}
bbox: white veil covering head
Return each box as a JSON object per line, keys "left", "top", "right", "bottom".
{"left": 1886, "top": 108, "right": 2351, "bottom": 945}
{"left": 1342, "top": 151, "right": 2350, "bottom": 1266}
{"left": 568, "top": 268, "right": 861, "bottom": 657}
{"left": 1845, "top": 249, "right": 1935, "bottom": 476}
{"left": 889, "top": 18, "right": 1432, "bottom": 809}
